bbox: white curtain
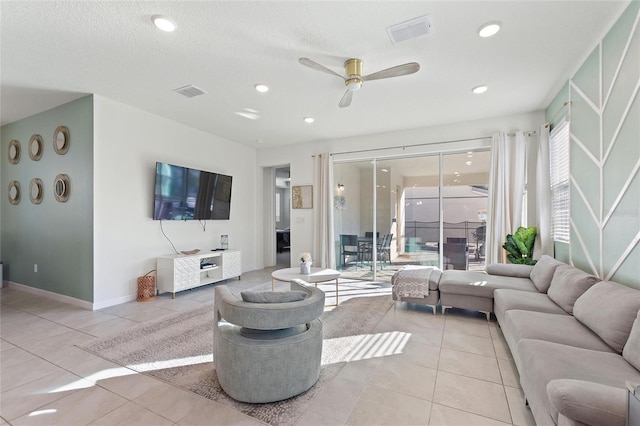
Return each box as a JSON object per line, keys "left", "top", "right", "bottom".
{"left": 486, "top": 132, "right": 527, "bottom": 264}
{"left": 534, "top": 125, "right": 554, "bottom": 259}
{"left": 313, "top": 153, "right": 335, "bottom": 268}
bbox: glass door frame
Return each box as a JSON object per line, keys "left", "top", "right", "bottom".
{"left": 332, "top": 139, "right": 492, "bottom": 281}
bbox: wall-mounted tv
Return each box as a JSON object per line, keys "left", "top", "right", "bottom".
{"left": 153, "top": 162, "right": 232, "bottom": 220}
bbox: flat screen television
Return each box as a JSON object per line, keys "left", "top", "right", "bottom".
{"left": 153, "top": 162, "right": 232, "bottom": 220}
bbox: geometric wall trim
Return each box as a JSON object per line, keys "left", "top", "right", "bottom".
{"left": 563, "top": 4, "right": 640, "bottom": 288}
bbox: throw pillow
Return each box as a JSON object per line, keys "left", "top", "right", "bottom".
{"left": 241, "top": 290, "right": 307, "bottom": 303}
{"left": 529, "top": 255, "right": 565, "bottom": 293}
{"left": 546, "top": 265, "right": 599, "bottom": 314}
{"left": 623, "top": 310, "right": 640, "bottom": 371}
{"left": 574, "top": 281, "right": 640, "bottom": 353}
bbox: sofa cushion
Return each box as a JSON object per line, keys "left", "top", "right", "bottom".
{"left": 502, "top": 310, "right": 615, "bottom": 364}
{"left": 623, "top": 310, "right": 640, "bottom": 371}
{"left": 439, "top": 270, "right": 537, "bottom": 298}
{"left": 529, "top": 255, "right": 565, "bottom": 293}
{"left": 240, "top": 290, "right": 307, "bottom": 303}
{"left": 517, "top": 339, "right": 640, "bottom": 425}
{"left": 546, "top": 265, "right": 599, "bottom": 314}
{"left": 486, "top": 263, "right": 533, "bottom": 278}
{"left": 494, "top": 289, "right": 567, "bottom": 324}
{"left": 546, "top": 379, "right": 627, "bottom": 426}
{"left": 573, "top": 280, "right": 640, "bottom": 353}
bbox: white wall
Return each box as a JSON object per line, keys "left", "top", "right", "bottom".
{"left": 93, "top": 96, "right": 257, "bottom": 308}
{"left": 255, "top": 111, "right": 544, "bottom": 266}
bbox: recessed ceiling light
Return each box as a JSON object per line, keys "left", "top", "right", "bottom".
{"left": 244, "top": 108, "right": 259, "bottom": 113}
{"left": 472, "top": 85, "right": 488, "bottom": 94}
{"left": 478, "top": 22, "right": 501, "bottom": 38}
{"left": 381, "top": 168, "right": 389, "bottom": 172}
{"left": 257, "top": 139, "right": 263, "bottom": 144}
{"left": 466, "top": 161, "right": 473, "bottom": 166}
{"left": 255, "top": 84, "right": 269, "bottom": 93}
{"left": 152, "top": 15, "right": 176, "bottom": 32}
{"left": 303, "top": 117, "right": 315, "bottom": 124}
{"left": 454, "top": 171, "right": 460, "bottom": 175}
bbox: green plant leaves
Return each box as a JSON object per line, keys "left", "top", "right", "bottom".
{"left": 502, "top": 226, "right": 538, "bottom": 265}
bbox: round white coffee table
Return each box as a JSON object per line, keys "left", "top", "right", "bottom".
{"left": 271, "top": 267, "right": 341, "bottom": 304}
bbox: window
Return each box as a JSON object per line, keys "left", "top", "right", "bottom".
{"left": 549, "top": 117, "right": 570, "bottom": 242}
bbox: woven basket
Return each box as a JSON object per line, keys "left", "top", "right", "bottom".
{"left": 137, "top": 270, "right": 156, "bottom": 302}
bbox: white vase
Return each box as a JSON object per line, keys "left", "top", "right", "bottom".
{"left": 300, "top": 262, "right": 312, "bottom": 274}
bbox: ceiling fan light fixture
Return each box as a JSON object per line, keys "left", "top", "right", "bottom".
{"left": 152, "top": 15, "right": 176, "bottom": 32}
{"left": 478, "top": 22, "right": 501, "bottom": 38}
{"left": 346, "top": 78, "right": 362, "bottom": 91}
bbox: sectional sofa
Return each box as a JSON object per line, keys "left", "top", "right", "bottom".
{"left": 425, "top": 256, "right": 640, "bottom": 426}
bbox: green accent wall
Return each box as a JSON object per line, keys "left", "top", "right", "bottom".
{"left": 546, "top": 2, "right": 640, "bottom": 289}
{"left": 1, "top": 96, "right": 94, "bottom": 301}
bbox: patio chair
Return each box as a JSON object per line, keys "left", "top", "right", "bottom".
{"left": 339, "top": 234, "right": 359, "bottom": 268}
{"left": 377, "top": 233, "right": 393, "bottom": 268}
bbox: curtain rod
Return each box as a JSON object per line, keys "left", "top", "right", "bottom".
{"left": 312, "top": 130, "right": 537, "bottom": 157}
{"left": 545, "top": 101, "right": 572, "bottom": 127}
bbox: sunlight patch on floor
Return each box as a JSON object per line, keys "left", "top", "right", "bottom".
{"left": 130, "top": 354, "right": 213, "bottom": 372}
{"left": 322, "top": 331, "right": 411, "bottom": 365}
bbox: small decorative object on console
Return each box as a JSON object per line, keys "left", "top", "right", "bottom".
{"left": 180, "top": 249, "right": 200, "bottom": 255}
{"left": 299, "top": 252, "right": 313, "bottom": 274}
{"left": 221, "top": 235, "right": 229, "bottom": 250}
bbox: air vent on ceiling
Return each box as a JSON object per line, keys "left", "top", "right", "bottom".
{"left": 387, "top": 15, "right": 432, "bottom": 44}
{"left": 173, "top": 85, "right": 206, "bottom": 98}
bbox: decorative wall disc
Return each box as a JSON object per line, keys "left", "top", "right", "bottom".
{"left": 53, "top": 126, "right": 70, "bottom": 155}
{"left": 8, "top": 140, "right": 21, "bottom": 164}
{"left": 54, "top": 174, "right": 71, "bottom": 202}
{"left": 8, "top": 181, "right": 21, "bottom": 205}
{"left": 29, "top": 134, "right": 43, "bottom": 161}
{"left": 29, "top": 178, "right": 44, "bottom": 204}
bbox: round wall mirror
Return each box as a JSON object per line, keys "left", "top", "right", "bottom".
{"left": 53, "top": 126, "right": 70, "bottom": 155}
{"left": 29, "top": 134, "right": 43, "bottom": 161}
{"left": 8, "top": 140, "right": 21, "bottom": 164}
{"left": 54, "top": 174, "right": 71, "bottom": 202}
{"left": 30, "top": 178, "right": 44, "bottom": 204}
{"left": 8, "top": 181, "right": 21, "bottom": 205}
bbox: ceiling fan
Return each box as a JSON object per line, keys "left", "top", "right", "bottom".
{"left": 299, "top": 57, "right": 420, "bottom": 108}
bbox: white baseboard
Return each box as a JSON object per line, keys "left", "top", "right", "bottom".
{"left": 92, "top": 294, "right": 137, "bottom": 310}
{"left": 5, "top": 281, "right": 139, "bottom": 311}
{"left": 5, "top": 281, "right": 93, "bottom": 310}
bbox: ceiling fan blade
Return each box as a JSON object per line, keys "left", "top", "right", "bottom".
{"left": 362, "top": 62, "right": 420, "bottom": 81}
{"left": 339, "top": 90, "right": 353, "bottom": 108}
{"left": 299, "top": 58, "right": 345, "bottom": 80}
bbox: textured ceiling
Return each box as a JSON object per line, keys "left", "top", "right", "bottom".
{"left": 1, "top": 1, "right": 629, "bottom": 147}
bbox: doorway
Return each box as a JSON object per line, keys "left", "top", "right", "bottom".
{"left": 275, "top": 166, "right": 291, "bottom": 266}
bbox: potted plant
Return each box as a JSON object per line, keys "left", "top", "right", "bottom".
{"left": 502, "top": 226, "right": 537, "bottom": 265}
{"left": 299, "top": 252, "right": 313, "bottom": 274}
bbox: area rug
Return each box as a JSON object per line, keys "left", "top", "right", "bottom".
{"left": 79, "top": 287, "right": 394, "bottom": 425}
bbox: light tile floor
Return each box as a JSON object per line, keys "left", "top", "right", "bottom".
{"left": 0, "top": 267, "right": 536, "bottom": 426}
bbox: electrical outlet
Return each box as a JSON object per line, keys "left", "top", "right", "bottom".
{"left": 34, "top": 264, "right": 38, "bottom": 273}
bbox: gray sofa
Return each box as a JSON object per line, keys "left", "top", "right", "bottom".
{"left": 490, "top": 259, "right": 640, "bottom": 426}
{"left": 439, "top": 255, "right": 567, "bottom": 319}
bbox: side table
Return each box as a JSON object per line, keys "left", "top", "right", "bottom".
{"left": 271, "top": 267, "right": 341, "bottom": 304}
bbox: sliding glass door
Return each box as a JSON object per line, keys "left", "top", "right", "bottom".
{"left": 334, "top": 149, "right": 490, "bottom": 282}
{"left": 441, "top": 151, "right": 490, "bottom": 271}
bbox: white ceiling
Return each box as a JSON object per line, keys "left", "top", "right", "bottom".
{"left": 1, "top": 1, "right": 628, "bottom": 148}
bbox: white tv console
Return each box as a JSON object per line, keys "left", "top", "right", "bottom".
{"left": 157, "top": 249, "right": 241, "bottom": 298}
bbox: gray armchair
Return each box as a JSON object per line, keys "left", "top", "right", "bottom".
{"left": 213, "top": 280, "right": 325, "bottom": 403}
